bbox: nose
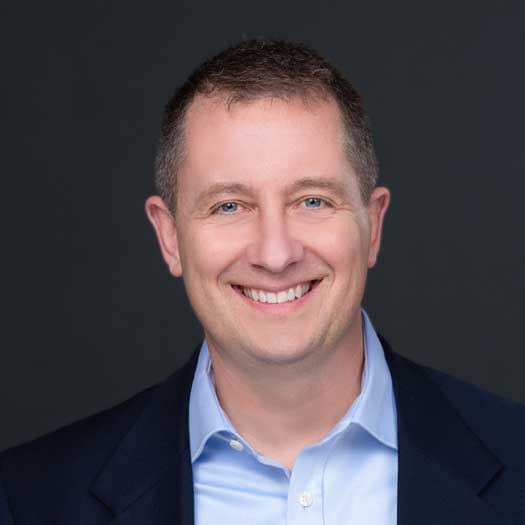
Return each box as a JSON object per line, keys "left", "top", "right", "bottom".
{"left": 245, "top": 209, "right": 304, "bottom": 273}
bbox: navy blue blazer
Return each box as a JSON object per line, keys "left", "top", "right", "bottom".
{"left": 1, "top": 335, "right": 524, "bottom": 524}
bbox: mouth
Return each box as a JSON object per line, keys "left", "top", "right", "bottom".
{"left": 231, "top": 279, "right": 322, "bottom": 307}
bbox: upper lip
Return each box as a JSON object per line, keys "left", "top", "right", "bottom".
{"left": 232, "top": 279, "right": 320, "bottom": 293}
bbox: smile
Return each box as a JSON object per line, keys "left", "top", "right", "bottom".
{"left": 232, "top": 280, "right": 321, "bottom": 305}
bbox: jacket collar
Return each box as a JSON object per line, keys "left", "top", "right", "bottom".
{"left": 90, "top": 347, "right": 200, "bottom": 524}
{"left": 90, "top": 337, "right": 504, "bottom": 524}
{"left": 380, "top": 335, "right": 503, "bottom": 524}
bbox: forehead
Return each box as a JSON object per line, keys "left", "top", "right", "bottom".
{"left": 184, "top": 93, "right": 346, "bottom": 148}
{"left": 178, "top": 94, "right": 358, "bottom": 201}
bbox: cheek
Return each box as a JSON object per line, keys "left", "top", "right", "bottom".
{"left": 306, "top": 219, "right": 366, "bottom": 268}
{"left": 180, "top": 224, "right": 248, "bottom": 284}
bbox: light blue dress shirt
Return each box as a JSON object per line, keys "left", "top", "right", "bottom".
{"left": 189, "top": 308, "right": 398, "bottom": 524}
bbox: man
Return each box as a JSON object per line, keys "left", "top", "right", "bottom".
{"left": 1, "top": 39, "right": 524, "bottom": 524}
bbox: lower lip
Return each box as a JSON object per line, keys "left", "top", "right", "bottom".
{"left": 231, "top": 280, "right": 321, "bottom": 314}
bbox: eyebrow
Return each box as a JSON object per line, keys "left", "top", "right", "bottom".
{"left": 194, "top": 176, "right": 351, "bottom": 208}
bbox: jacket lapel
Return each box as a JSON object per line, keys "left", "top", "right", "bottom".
{"left": 380, "top": 335, "right": 505, "bottom": 524}
{"left": 90, "top": 347, "right": 200, "bottom": 525}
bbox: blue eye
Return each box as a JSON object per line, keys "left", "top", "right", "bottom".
{"left": 303, "top": 197, "right": 324, "bottom": 208}
{"left": 217, "top": 202, "right": 239, "bottom": 214}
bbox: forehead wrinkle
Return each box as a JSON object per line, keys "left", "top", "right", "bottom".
{"left": 195, "top": 181, "right": 257, "bottom": 208}
{"left": 287, "top": 176, "right": 351, "bottom": 198}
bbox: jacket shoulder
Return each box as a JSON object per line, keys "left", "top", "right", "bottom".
{"left": 0, "top": 382, "right": 159, "bottom": 520}
{"left": 2, "top": 382, "right": 157, "bottom": 462}
{"left": 422, "top": 364, "right": 525, "bottom": 462}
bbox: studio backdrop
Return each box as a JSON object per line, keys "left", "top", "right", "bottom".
{"left": 2, "top": 0, "right": 524, "bottom": 451}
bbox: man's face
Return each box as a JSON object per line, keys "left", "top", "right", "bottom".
{"left": 146, "top": 95, "right": 390, "bottom": 369}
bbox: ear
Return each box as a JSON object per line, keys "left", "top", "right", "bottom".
{"left": 366, "top": 186, "right": 391, "bottom": 268}
{"left": 144, "top": 196, "right": 182, "bottom": 277}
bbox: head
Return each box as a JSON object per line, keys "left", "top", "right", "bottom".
{"left": 146, "top": 39, "right": 390, "bottom": 371}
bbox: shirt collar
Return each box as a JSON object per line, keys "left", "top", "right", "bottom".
{"left": 353, "top": 308, "right": 397, "bottom": 449}
{"left": 189, "top": 307, "right": 397, "bottom": 463}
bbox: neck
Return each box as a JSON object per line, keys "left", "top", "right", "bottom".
{"left": 207, "top": 320, "right": 364, "bottom": 470}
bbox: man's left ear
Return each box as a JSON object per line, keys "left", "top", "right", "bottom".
{"left": 366, "top": 186, "right": 391, "bottom": 268}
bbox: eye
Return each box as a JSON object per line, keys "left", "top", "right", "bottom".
{"left": 302, "top": 197, "right": 330, "bottom": 209}
{"left": 213, "top": 201, "right": 240, "bottom": 214}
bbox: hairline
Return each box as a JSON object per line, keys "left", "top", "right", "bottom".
{"left": 163, "top": 91, "right": 373, "bottom": 214}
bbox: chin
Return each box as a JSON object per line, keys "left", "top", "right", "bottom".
{"left": 241, "top": 336, "right": 318, "bottom": 366}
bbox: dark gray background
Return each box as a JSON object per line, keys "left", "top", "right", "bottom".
{"left": 2, "top": 1, "right": 524, "bottom": 452}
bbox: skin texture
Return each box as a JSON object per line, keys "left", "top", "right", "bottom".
{"left": 146, "top": 95, "right": 390, "bottom": 468}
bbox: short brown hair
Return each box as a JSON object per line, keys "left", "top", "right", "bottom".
{"left": 155, "top": 39, "right": 379, "bottom": 212}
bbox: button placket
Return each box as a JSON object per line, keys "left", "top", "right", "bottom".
{"left": 298, "top": 491, "right": 313, "bottom": 508}
{"left": 286, "top": 446, "right": 324, "bottom": 524}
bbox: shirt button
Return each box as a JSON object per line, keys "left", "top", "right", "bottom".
{"left": 229, "top": 439, "right": 244, "bottom": 452}
{"left": 298, "top": 491, "right": 313, "bottom": 508}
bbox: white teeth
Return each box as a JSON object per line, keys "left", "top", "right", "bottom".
{"left": 239, "top": 281, "right": 315, "bottom": 304}
{"left": 277, "top": 291, "right": 288, "bottom": 303}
